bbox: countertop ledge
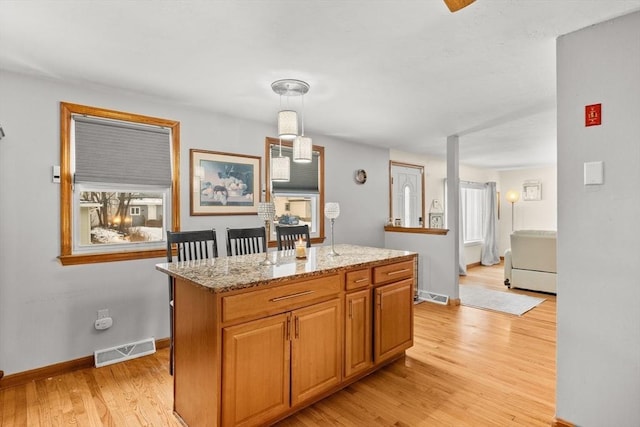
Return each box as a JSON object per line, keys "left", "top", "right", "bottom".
{"left": 156, "top": 244, "right": 416, "bottom": 293}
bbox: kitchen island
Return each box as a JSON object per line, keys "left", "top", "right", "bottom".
{"left": 156, "top": 244, "right": 417, "bottom": 427}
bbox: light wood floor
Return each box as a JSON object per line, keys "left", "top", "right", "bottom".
{"left": 0, "top": 263, "right": 557, "bottom": 426}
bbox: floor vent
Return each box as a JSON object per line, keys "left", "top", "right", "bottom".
{"left": 422, "top": 292, "right": 449, "bottom": 305}
{"left": 94, "top": 337, "right": 156, "bottom": 368}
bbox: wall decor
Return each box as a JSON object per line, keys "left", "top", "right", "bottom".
{"left": 429, "top": 213, "right": 444, "bottom": 229}
{"left": 355, "top": 169, "right": 367, "bottom": 184}
{"left": 522, "top": 180, "right": 541, "bottom": 201}
{"left": 190, "top": 149, "right": 261, "bottom": 216}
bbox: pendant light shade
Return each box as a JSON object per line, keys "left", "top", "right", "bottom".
{"left": 271, "top": 79, "right": 311, "bottom": 179}
{"left": 293, "top": 136, "right": 313, "bottom": 163}
{"left": 278, "top": 110, "right": 298, "bottom": 140}
{"left": 271, "top": 154, "right": 290, "bottom": 182}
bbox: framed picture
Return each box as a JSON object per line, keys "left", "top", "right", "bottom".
{"left": 190, "top": 149, "right": 261, "bottom": 216}
{"left": 522, "top": 180, "right": 542, "bottom": 201}
{"left": 429, "top": 213, "right": 444, "bottom": 229}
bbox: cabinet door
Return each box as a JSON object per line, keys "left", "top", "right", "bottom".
{"left": 222, "top": 313, "right": 290, "bottom": 426}
{"left": 345, "top": 289, "right": 372, "bottom": 378}
{"left": 374, "top": 278, "right": 414, "bottom": 362}
{"left": 291, "top": 298, "right": 342, "bottom": 406}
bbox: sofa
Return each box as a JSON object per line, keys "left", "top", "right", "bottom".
{"left": 504, "top": 230, "right": 557, "bottom": 294}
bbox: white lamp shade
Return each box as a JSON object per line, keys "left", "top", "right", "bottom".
{"left": 293, "top": 136, "right": 313, "bottom": 163}
{"left": 506, "top": 190, "right": 520, "bottom": 203}
{"left": 325, "top": 202, "right": 340, "bottom": 219}
{"left": 271, "top": 155, "right": 290, "bottom": 182}
{"left": 278, "top": 110, "right": 298, "bottom": 140}
{"left": 257, "top": 201, "right": 276, "bottom": 221}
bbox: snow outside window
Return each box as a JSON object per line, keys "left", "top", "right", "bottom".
{"left": 74, "top": 184, "right": 168, "bottom": 252}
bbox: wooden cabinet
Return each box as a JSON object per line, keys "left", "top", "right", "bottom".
{"left": 344, "top": 289, "right": 372, "bottom": 378}
{"left": 222, "top": 314, "right": 290, "bottom": 427}
{"left": 222, "top": 298, "right": 341, "bottom": 426}
{"left": 291, "top": 298, "right": 342, "bottom": 405}
{"left": 374, "top": 278, "right": 414, "bottom": 362}
{"left": 165, "top": 249, "right": 417, "bottom": 427}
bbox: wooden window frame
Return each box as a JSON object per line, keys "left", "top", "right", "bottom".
{"left": 264, "top": 137, "right": 325, "bottom": 247}
{"left": 59, "top": 102, "right": 180, "bottom": 265}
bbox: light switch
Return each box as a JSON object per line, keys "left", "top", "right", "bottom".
{"left": 584, "top": 161, "right": 603, "bottom": 185}
{"left": 52, "top": 165, "right": 60, "bottom": 183}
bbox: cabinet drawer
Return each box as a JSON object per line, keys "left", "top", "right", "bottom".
{"left": 373, "top": 260, "right": 414, "bottom": 284}
{"left": 222, "top": 274, "right": 341, "bottom": 323}
{"left": 345, "top": 268, "right": 371, "bottom": 290}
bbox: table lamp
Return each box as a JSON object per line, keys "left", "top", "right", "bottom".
{"left": 325, "top": 202, "right": 340, "bottom": 256}
{"left": 257, "top": 201, "right": 276, "bottom": 265}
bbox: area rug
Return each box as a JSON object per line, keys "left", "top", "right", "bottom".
{"left": 459, "top": 285, "right": 545, "bottom": 316}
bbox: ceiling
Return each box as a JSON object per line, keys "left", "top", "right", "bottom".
{"left": 1, "top": 0, "right": 639, "bottom": 170}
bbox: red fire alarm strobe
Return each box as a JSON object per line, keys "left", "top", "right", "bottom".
{"left": 585, "top": 103, "right": 602, "bottom": 127}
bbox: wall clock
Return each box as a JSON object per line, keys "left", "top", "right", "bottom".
{"left": 355, "top": 169, "right": 367, "bottom": 184}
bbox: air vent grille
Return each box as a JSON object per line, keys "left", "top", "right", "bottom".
{"left": 94, "top": 337, "right": 156, "bottom": 368}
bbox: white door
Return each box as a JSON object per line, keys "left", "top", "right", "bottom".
{"left": 391, "top": 164, "right": 422, "bottom": 227}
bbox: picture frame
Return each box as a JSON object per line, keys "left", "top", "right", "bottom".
{"left": 522, "top": 180, "right": 542, "bottom": 201}
{"left": 190, "top": 149, "right": 261, "bottom": 216}
{"left": 429, "top": 213, "right": 444, "bottom": 229}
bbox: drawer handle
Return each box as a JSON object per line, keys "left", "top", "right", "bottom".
{"left": 270, "top": 290, "right": 315, "bottom": 302}
{"left": 354, "top": 278, "right": 368, "bottom": 283}
{"left": 386, "top": 268, "right": 410, "bottom": 276}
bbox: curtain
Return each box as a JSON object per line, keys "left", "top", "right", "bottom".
{"left": 480, "top": 182, "right": 501, "bottom": 266}
{"left": 459, "top": 183, "right": 467, "bottom": 275}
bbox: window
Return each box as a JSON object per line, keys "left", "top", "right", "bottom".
{"left": 59, "top": 102, "right": 180, "bottom": 265}
{"left": 460, "top": 182, "right": 486, "bottom": 244}
{"left": 265, "top": 138, "right": 325, "bottom": 245}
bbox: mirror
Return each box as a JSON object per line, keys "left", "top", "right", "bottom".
{"left": 389, "top": 161, "right": 425, "bottom": 227}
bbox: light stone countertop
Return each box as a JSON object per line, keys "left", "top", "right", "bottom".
{"left": 156, "top": 244, "right": 416, "bottom": 293}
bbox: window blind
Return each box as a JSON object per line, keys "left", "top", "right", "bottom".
{"left": 270, "top": 144, "right": 319, "bottom": 193}
{"left": 74, "top": 115, "right": 172, "bottom": 186}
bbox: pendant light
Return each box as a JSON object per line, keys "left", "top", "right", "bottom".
{"left": 277, "top": 110, "right": 298, "bottom": 140}
{"left": 293, "top": 92, "right": 312, "bottom": 163}
{"left": 271, "top": 79, "right": 311, "bottom": 182}
{"left": 271, "top": 138, "right": 291, "bottom": 182}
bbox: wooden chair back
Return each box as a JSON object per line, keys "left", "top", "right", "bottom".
{"left": 276, "top": 224, "right": 311, "bottom": 250}
{"left": 226, "top": 227, "right": 267, "bottom": 256}
{"left": 166, "top": 229, "right": 218, "bottom": 375}
{"left": 167, "top": 229, "right": 219, "bottom": 262}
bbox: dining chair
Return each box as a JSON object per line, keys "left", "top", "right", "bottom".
{"left": 275, "top": 224, "right": 311, "bottom": 250}
{"left": 226, "top": 227, "right": 267, "bottom": 256}
{"left": 166, "top": 229, "right": 218, "bottom": 375}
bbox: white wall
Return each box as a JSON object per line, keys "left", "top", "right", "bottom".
{"left": 557, "top": 11, "right": 640, "bottom": 426}
{"left": 0, "top": 71, "right": 389, "bottom": 375}
{"left": 498, "top": 166, "right": 557, "bottom": 254}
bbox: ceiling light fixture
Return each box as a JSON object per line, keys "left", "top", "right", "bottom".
{"left": 271, "top": 140, "right": 291, "bottom": 182}
{"left": 444, "top": 0, "right": 476, "bottom": 13}
{"left": 293, "top": 93, "right": 312, "bottom": 164}
{"left": 272, "top": 79, "right": 312, "bottom": 163}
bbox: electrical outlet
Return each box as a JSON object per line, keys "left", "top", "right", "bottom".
{"left": 97, "top": 309, "right": 109, "bottom": 319}
{"left": 95, "top": 317, "right": 113, "bottom": 330}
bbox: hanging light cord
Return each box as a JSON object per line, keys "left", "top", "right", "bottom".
{"left": 300, "top": 94, "right": 305, "bottom": 136}
{"left": 278, "top": 94, "right": 283, "bottom": 156}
